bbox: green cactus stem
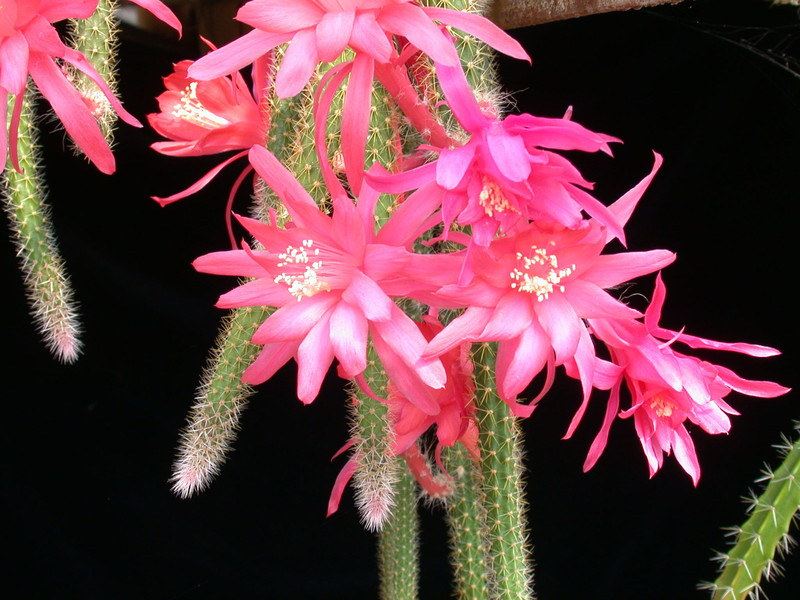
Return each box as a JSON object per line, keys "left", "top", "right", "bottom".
{"left": 473, "top": 342, "right": 533, "bottom": 600}
{"left": 378, "top": 463, "right": 421, "bottom": 600}
{"left": 3, "top": 90, "right": 82, "bottom": 363}
{"left": 703, "top": 422, "right": 800, "bottom": 600}
{"left": 67, "top": 0, "right": 120, "bottom": 146}
{"left": 170, "top": 305, "right": 271, "bottom": 497}
{"left": 443, "top": 441, "right": 493, "bottom": 600}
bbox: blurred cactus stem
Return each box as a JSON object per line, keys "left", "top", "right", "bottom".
{"left": 3, "top": 89, "right": 82, "bottom": 363}
{"left": 473, "top": 342, "right": 533, "bottom": 600}
{"left": 703, "top": 422, "right": 800, "bottom": 600}
{"left": 67, "top": 0, "right": 120, "bottom": 146}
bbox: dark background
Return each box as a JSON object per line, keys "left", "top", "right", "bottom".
{"left": 2, "top": 0, "right": 799, "bottom": 598}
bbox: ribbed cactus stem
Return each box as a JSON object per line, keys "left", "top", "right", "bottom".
{"left": 171, "top": 305, "right": 271, "bottom": 497}
{"left": 378, "top": 462, "right": 421, "bottom": 600}
{"left": 3, "top": 90, "right": 82, "bottom": 363}
{"left": 704, "top": 422, "right": 800, "bottom": 600}
{"left": 473, "top": 342, "right": 533, "bottom": 600}
{"left": 67, "top": 0, "right": 120, "bottom": 145}
{"left": 349, "top": 343, "right": 401, "bottom": 531}
{"left": 443, "top": 441, "right": 493, "bottom": 600}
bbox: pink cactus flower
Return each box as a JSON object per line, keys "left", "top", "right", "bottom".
{"left": 0, "top": 0, "right": 141, "bottom": 174}
{"left": 422, "top": 155, "right": 674, "bottom": 416}
{"left": 148, "top": 56, "right": 268, "bottom": 209}
{"left": 127, "top": 0, "right": 183, "bottom": 35}
{"left": 193, "top": 145, "right": 447, "bottom": 411}
{"left": 368, "top": 62, "right": 625, "bottom": 249}
{"left": 583, "top": 274, "right": 790, "bottom": 484}
{"left": 188, "top": 0, "right": 528, "bottom": 99}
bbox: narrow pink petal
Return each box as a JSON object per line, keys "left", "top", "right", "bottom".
{"left": 275, "top": 28, "right": 320, "bottom": 98}
{"left": 422, "top": 6, "right": 530, "bottom": 62}
{"left": 329, "top": 300, "right": 368, "bottom": 377}
{"left": 564, "top": 280, "right": 641, "bottom": 319}
{"left": 152, "top": 151, "right": 247, "bottom": 205}
{"left": 496, "top": 321, "right": 550, "bottom": 402}
{"left": 193, "top": 249, "right": 266, "bottom": 277}
{"left": 350, "top": 11, "right": 393, "bottom": 63}
{"left": 28, "top": 55, "right": 115, "bottom": 174}
{"left": 327, "top": 457, "right": 358, "bottom": 517}
{"left": 239, "top": 0, "right": 324, "bottom": 32}
{"left": 378, "top": 4, "right": 460, "bottom": 66}
{"left": 644, "top": 271, "right": 668, "bottom": 330}
{"left": 372, "top": 330, "right": 441, "bottom": 415}
{"left": 189, "top": 30, "right": 289, "bottom": 81}
{"left": 715, "top": 365, "right": 791, "bottom": 398}
{"left": 425, "top": 307, "right": 493, "bottom": 358}
{"left": 296, "top": 316, "right": 335, "bottom": 403}
{"left": 129, "top": 0, "right": 183, "bottom": 35}
{"left": 251, "top": 294, "right": 337, "bottom": 343}
{"left": 341, "top": 53, "right": 374, "bottom": 194}
{"left": 608, "top": 152, "right": 663, "bottom": 237}
{"left": 38, "top": 0, "right": 97, "bottom": 21}
{"left": 436, "top": 144, "right": 476, "bottom": 189}
{"left": 436, "top": 63, "right": 487, "bottom": 133}
{"left": 341, "top": 270, "right": 394, "bottom": 322}
{"left": 486, "top": 129, "right": 530, "bottom": 182}
{"left": 247, "top": 145, "right": 319, "bottom": 214}
{"left": 536, "top": 293, "right": 581, "bottom": 365}
{"left": 584, "top": 250, "right": 675, "bottom": 289}
{"left": 366, "top": 161, "right": 437, "bottom": 194}
{"left": 313, "top": 62, "right": 352, "bottom": 200}
{"left": 583, "top": 382, "right": 621, "bottom": 472}
{"left": 316, "top": 10, "right": 355, "bottom": 62}
{"left": 215, "top": 278, "right": 293, "bottom": 308}
{"left": 479, "top": 293, "right": 532, "bottom": 341}
{"left": 672, "top": 425, "right": 701, "bottom": 486}
{"left": 375, "top": 184, "right": 444, "bottom": 247}
{"left": 242, "top": 340, "right": 299, "bottom": 385}
{"left": 569, "top": 186, "right": 626, "bottom": 244}
{"left": 0, "top": 31, "right": 29, "bottom": 95}
{"left": 563, "top": 326, "right": 596, "bottom": 438}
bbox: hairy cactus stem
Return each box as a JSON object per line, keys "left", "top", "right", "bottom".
{"left": 3, "top": 88, "right": 83, "bottom": 363}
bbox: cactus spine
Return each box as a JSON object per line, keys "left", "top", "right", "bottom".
{"left": 703, "top": 422, "right": 800, "bottom": 599}
{"left": 473, "top": 342, "right": 533, "bottom": 600}
{"left": 378, "top": 463, "right": 421, "bottom": 600}
{"left": 67, "top": 0, "right": 120, "bottom": 146}
{"left": 3, "top": 90, "right": 82, "bottom": 363}
{"left": 443, "top": 441, "right": 493, "bottom": 600}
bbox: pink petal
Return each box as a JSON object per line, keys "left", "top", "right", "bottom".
{"left": 479, "top": 293, "right": 532, "bottom": 341}
{"left": 564, "top": 280, "right": 641, "bottom": 319}
{"left": 0, "top": 31, "right": 29, "bottom": 95}
{"left": 715, "top": 365, "right": 791, "bottom": 398}
{"left": 422, "top": 6, "right": 530, "bottom": 62}
{"left": 583, "top": 383, "right": 621, "bottom": 471}
{"left": 341, "top": 53, "right": 374, "bottom": 194}
{"left": 275, "top": 28, "right": 320, "bottom": 98}
{"left": 316, "top": 10, "right": 355, "bottom": 62}
{"left": 608, "top": 152, "right": 663, "bottom": 237}
{"left": 350, "top": 10, "right": 393, "bottom": 63}
{"left": 251, "top": 294, "right": 338, "bottom": 343}
{"left": 242, "top": 340, "right": 299, "bottom": 385}
{"left": 28, "top": 54, "right": 115, "bottom": 174}
{"left": 584, "top": 250, "right": 675, "bottom": 289}
{"left": 535, "top": 293, "right": 581, "bottom": 365}
{"left": 128, "top": 0, "right": 183, "bottom": 35}
{"left": 436, "top": 63, "right": 486, "bottom": 133}
{"left": 193, "top": 248, "right": 267, "bottom": 278}
{"left": 378, "top": 3, "right": 459, "bottom": 66}
{"left": 496, "top": 321, "right": 550, "bottom": 403}
{"left": 215, "top": 278, "right": 293, "bottom": 308}
{"left": 239, "top": 0, "right": 324, "bottom": 32}
{"left": 486, "top": 129, "right": 530, "bottom": 182}
{"left": 672, "top": 424, "right": 701, "bottom": 486}
{"left": 296, "top": 315, "right": 335, "bottom": 403}
{"left": 327, "top": 457, "right": 358, "bottom": 517}
{"left": 436, "top": 144, "right": 476, "bottom": 189}
{"left": 152, "top": 151, "right": 248, "bottom": 205}
{"left": 341, "top": 270, "right": 394, "bottom": 322}
{"left": 189, "top": 30, "right": 290, "bottom": 81}
{"left": 329, "top": 300, "right": 368, "bottom": 377}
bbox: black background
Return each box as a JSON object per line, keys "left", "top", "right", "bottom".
{"left": 2, "top": 0, "right": 800, "bottom": 598}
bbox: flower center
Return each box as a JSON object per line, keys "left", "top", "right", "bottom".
{"left": 509, "top": 244, "right": 574, "bottom": 302}
{"left": 479, "top": 177, "right": 515, "bottom": 218}
{"left": 172, "top": 81, "right": 230, "bottom": 129}
{"left": 274, "top": 240, "right": 330, "bottom": 301}
{"left": 649, "top": 394, "right": 676, "bottom": 418}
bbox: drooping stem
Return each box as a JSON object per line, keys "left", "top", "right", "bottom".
{"left": 704, "top": 423, "right": 800, "bottom": 600}
{"left": 473, "top": 342, "right": 533, "bottom": 600}
{"left": 3, "top": 89, "right": 82, "bottom": 363}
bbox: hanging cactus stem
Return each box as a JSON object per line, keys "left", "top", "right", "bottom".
{"left": 3, "top": 89, "right": 83, "bottom": 364}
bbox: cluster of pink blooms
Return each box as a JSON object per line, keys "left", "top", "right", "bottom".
{"left": 147, "top": 0, "right": 788, "bottom": 499}
{"left": 0, "top": 0, "right": 180, "bottom": 174}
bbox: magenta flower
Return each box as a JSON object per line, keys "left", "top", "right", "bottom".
{"left": 387, "top": 314, "right": 476, "bottom": 457}
{"left": 369, "top": 62, "right": 626, "bottom": 248}
{"left": 583, "top": 274, "right": 790, "bottom": 484}
{"left": 148, "top": 57, "right": 268, "bottom": 207}
{"left": 0, "top": 0, "right": 141, "bottom": 174}
{"left": 423, "top": 156, "right": 674, "bottom": 416}
{"left": 188, "top": 0, "right": 528, "bottom": 99}
{"left": 193, "top": 144, "right": 447, "bottom": 411}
